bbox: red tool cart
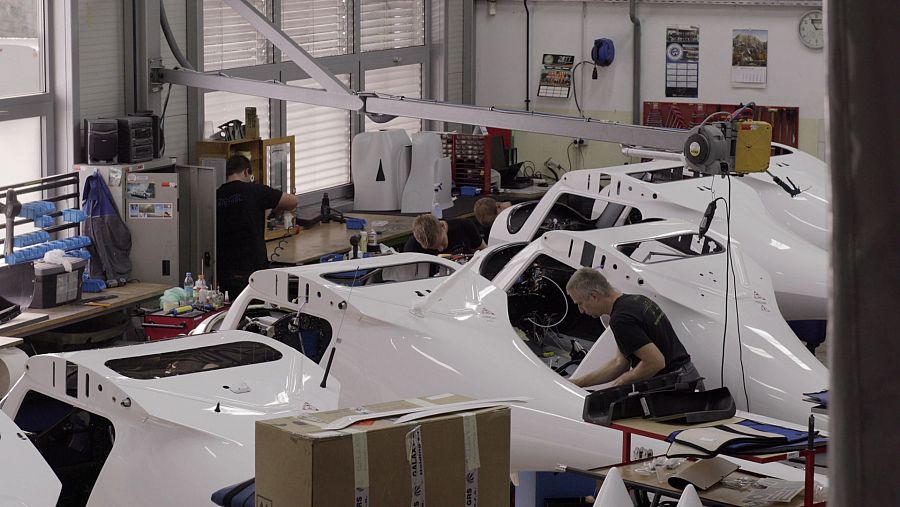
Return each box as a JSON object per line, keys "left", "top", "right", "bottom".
{"left": 142, "top": 307, "right": 227, "bottom": 341}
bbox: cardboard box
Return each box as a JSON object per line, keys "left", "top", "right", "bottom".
{"left": 255, "top": 394, "right": 511, "bottom": 507}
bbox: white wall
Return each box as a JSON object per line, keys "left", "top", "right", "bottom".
{"left": 475, "top": 0, "right": 827, "bottom": 170}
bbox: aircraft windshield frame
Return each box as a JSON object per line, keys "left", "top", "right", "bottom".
{"left": 320, "top": 261, "right": 456, "bottom": 287}
{"left": 105, "top": 341, "right": 283, "bottom": 380}
{"left": 616, "top": 233, "right": 724, "bottom": 264}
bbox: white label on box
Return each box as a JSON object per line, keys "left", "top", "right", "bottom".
{"left": 465, "top": 469, "right": 479, "bottom": 507}
{"left": 352, "top": 432, "right": 370, "bottom": 507}
{"left": 55, "top": 271, "right": 79, "bottom": 303}
{"left": 463, "top": 413, "right": 480, "bottom": 506}
{"left": 406, "top": 426, "right": 426, "bottom": 507}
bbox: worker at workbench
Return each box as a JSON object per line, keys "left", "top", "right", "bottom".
{"left": 404, "top": 214, "right": 486, "bottom": 255}
{"left": 473, "top": 197, "right": 512, "bottom": 242}
{"left": 216, "top": 155, "right": 298, "bottom": 296}
{"left": 564, "top": 267, "right": 701, "bottom": 388}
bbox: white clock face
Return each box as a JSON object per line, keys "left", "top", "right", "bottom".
{"left": 799, "top": 10, "right": 824, "bottom": 49}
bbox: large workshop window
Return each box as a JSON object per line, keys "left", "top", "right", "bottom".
{"left": 363, "top": 63, "right": 423, "bottom": 136}
{"left": 199, "top": 0, "right": 434, "bottom": 202}
{"left": 286, "top": 75, "right": 352, "bottom": 192}
{"left": 0, "top": 0, "right": 51, "bottom": 189}
{"left": 281, "top": 0, "right": 351, "bottom": 58}
{"left": 360, "top": 0, "right": 426, "bottom": 52}
{"left": 0, "top": 117, "right": 43, "bottom": 188}
{"left": 203, "top": 0, "right": 273, "bottom": 71}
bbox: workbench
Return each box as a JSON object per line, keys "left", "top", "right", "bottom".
{"left": 1, "top": 282, "right": 169, "bottom": 338}
{"left": 564, "top": 410, "right": 827, "bottom": 507}
{"left": 566, "top": 458, "right": 812, "bottom": 507}
{"left": 267, "top": 213, "right": 417, "bottom": 265}
{"left": 268, "top": 186, "right": 550, "bottom": 266}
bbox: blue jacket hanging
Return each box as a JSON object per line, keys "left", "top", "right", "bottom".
{"left": 82, "top": 170, "right": 132, "bottom": 280}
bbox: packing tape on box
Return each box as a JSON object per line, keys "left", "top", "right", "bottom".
{"left": 406, "top": 425, "right": 427, "bottom": 507}
{"left": 350, "top": 430, "right": 370, "bottom": 506}
{"left": 462, "top": 413, "right": 481, "bottom": 507}
{"left": 405, "top": 397, "right": 438, "bottom": 408}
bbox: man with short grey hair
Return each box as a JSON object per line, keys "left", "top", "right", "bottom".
{"left": 565, "top": 267, "right": 699, "bottom": 388}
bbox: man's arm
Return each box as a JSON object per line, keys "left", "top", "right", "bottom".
{"left": 570, "top": 352, "right": 630, "bottom": 388}
{"left": 610, "top": 343, "right": 665, "bottom": 386}
{"left": 275, "top": 193, "right": 299, "bottom": 211}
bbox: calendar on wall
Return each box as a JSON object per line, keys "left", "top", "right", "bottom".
{"left": 538, "top": 54, "right": 574, "bottom": 98}
{"left": 665, "top": 26, "right": 700, "bottom": 98}
{"left": 731, "top": 29, "right": 768, "bottom": 88}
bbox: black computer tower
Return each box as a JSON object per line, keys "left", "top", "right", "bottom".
{"left": 84, "top": 119, "right": 119, "bottom": 164}
{"left": 117, "top": 117, "right": 154, "bottom": 163}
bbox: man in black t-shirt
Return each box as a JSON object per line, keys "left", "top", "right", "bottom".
{"left": 216, "top": 155, "right": 298, "bottom": 296}
{"left": 564, "top": 267, "right": 696, "bottom": 388}
{"left": 403, "top": 214, "right": 486, "bottom": 255}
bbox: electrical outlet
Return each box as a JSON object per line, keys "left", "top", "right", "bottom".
{"left": 573, "top": 138, "right": 587, "bottom": 147}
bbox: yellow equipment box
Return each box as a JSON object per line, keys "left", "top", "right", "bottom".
{"left": 734, "top": 120, "right": 772, "bottom": 173}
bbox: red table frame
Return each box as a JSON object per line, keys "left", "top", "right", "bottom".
{"left": 611, "top": 421, "right": 826, "bottom": 507}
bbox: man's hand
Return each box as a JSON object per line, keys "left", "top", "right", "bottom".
{"left": 570, "top": 353, "right": 629, "bottom": 388}
{"left": 276, "top": 193, "right": 299, "bottom": 211}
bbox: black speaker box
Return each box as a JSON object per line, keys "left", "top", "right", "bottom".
{"left": 84, "top": 119, "right": 119, "bottom": 164}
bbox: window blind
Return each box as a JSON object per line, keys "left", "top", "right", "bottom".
{"left": 203, "top": 0, "right": 271, "bottom": 71}
{"left": 281, "top": 0, "right": 350, "bottom": 59}
{"left": 365, "top": 64, "right": 422, "bottom": 135}
{"left": 286, "top": 75, "right": 352, "bottom": 192}
{"left": 360, "top": 0, "right": 425, "bottom": 52}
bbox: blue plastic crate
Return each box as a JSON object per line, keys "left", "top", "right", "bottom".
{"left": 62, "top": 208, "right": 87, "bottom": 223}
{"left": 69, "top": 249, "right": 91, "bottom": 260}
{"left": 460, "top": 186, "right": 482, "bottom": 197}
{"left": 18, "top": 201, "right": 56, "bottom": 219}
{"left": 33, "top": 215, "right": 54, "bottom": 228}
{"left": 13, "top": 231, "right": 50, "bottom": 248}
{"left": 345, "top": 217, "right": 368, "bottom": 230}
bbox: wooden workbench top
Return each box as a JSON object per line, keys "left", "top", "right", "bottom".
{"left": 0, "top": 336, "right": 23, "bottom": 349}
{"left": 7, "top": 282, "right": 169, "bottom": 338}
{"left": 267, "top": 213, "right": 417, "bottom": 265}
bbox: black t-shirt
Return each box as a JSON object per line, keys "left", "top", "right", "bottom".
{"left": 473, "top": 217, "right": 491, "bottom": 243}
{"left": 403, "top": 218, "right": 484, "bottom": 255}
{"left": 609, "top": 294, "right": 690, "bottom": 373}
{"left": 216, "top": 180, "right": 283, "bottom": 276}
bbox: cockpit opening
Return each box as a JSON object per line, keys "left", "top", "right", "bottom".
{"left": 617, "top": 233, "right": 724, "bottom": 264}
{"left": 526, "top": 193, "right": 647, "bottom": 241}
{"left": 105, "top": 341, "right": 283, "bottom": 379}
{"left": 321, "top": 261, "right": 455, "bottom": 286}
{"left": 505, "top": 254, "right": 605, "bottom": 378}
{"left": 15, "top": 390, "right": 115, "bottom": 507}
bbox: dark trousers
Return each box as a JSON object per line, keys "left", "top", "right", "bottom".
{"left": 218, "top": 270, "right": 252, "bottom": 300}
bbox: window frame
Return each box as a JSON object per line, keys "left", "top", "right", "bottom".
{"left": 0, "top": 0, "right": 55, "bottom": 182}
{"left": 191, "top": 0, "right": 432, "bottom": 205}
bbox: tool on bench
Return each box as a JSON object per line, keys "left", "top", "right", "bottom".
{"left": 79, "top": 295, "right": 118, "bottom": 305}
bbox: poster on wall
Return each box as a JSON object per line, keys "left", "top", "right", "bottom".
{"left": 665, "top": 26, "right": 700, "bottom": 98}
{"left": 731, "top": 29, "right": 768, "bottom": 88}
{"left": 537, "top": 54, "right": 574, "bottom": 98}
